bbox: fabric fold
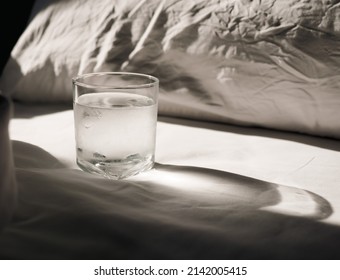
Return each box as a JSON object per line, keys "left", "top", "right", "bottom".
{"left": 0, "top": 94, "right": 17, "bottom": 230}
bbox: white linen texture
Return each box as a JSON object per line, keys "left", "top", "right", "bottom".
{"left": 4, "top": 103, "right": 340, "bottom": 259}
{"left": 1, "top": 0, "right": 340, "bottom": 138}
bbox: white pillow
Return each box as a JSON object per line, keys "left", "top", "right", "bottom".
{"left": 1, "top": 0, "right": 340, "bottom": 139}
{"left": 0, "top": 94, "right": 17, "bottom": 230}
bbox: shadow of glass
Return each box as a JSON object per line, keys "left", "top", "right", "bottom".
{"left": 137, "top": 163, "right": 333, "bottom": 221}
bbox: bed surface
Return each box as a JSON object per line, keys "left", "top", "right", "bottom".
{"left": 1, "top": 102, "right": 339, "bottom": 259}
{"left": 1, "top": 0, "right": 340, "bottom": 260}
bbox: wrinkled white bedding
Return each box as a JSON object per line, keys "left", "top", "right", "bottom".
{"left": 2, "top": 0, "right": 340, "bottom": 138}
{"left": 1, "top": 0, "right": 340, "bottom": 260}
{"left": 1, "top": 103, "right": 340, "bottom": 259}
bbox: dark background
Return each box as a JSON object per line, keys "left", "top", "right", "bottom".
{"left": 0, "top": 1, "right": 35, "bottom": 74}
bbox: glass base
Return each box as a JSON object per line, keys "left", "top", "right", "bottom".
{"left": 77, "top": 154, "right": 154, "bottom": 180}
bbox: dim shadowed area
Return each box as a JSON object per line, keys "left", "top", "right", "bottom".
{"left": 0, "top": 1, "right": 35, "bottom": 75}
{"left": 0, "top": 140, "right": 337, "bottom": 259}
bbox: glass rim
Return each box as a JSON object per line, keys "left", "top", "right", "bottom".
{"left": 72, "top": 72, "right": 159, "bottom": 90}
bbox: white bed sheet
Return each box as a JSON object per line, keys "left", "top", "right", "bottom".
{"left": 1, "top": 103, "right": 340, "bottom": 259}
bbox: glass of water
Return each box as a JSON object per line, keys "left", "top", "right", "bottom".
{"left": 72, "top": 72, "right": 159, "bottom": 179}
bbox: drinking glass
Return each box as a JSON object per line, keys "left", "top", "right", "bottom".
{"left": 72, "top": 72, "right": 158, "bottom": 179}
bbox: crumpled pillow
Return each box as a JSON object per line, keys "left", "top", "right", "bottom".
{"left": 1, "top": 0, "right": 340, "bottom": 139}
{"left": 0, "top": 94, "right": 17, "bottom": 230}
